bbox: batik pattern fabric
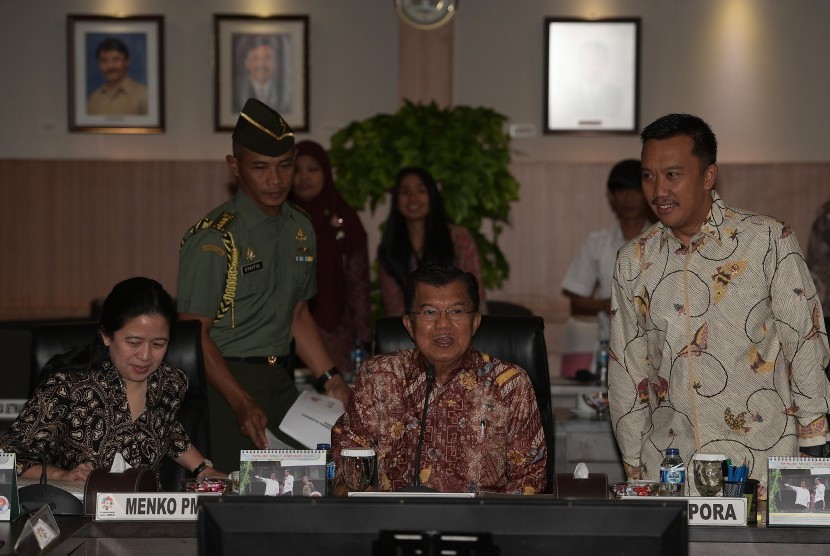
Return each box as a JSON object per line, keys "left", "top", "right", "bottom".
{"left": 807, "top": 200, "right": 830, "bottom": 315}
{"left": 609, "top": 191, "right": 830, "bottom": 495}
{"left": 0, "top": 360, "right": 190, "bottom": 476}
{"left": 331, "top": 348, "right": 546, "bottom": 494}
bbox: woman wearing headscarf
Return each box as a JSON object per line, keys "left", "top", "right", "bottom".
{"left": 291, "top": 141, "right": 371, "bottom": 373}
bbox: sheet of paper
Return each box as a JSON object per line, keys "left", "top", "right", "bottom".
{"left": 109, "top": 453, "right": 132, "bottom": 473}
{"left": 16, "top": 478, "right": 85, "bottom": 502}
{"left": 278, "top": 390, "right": 344, "bottom": 449}
{"left": 265, "top": 429, "right": 295, "bottom": 450}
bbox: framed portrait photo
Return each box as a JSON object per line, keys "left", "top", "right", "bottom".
{"left": 67, "top": 15, "right": 164, "bottom": 133}
{"left": 214, "top": 15, "right": 309, "bottom": 132}
{"left": 544, "top": 18, "right": 640, "bottom": 134}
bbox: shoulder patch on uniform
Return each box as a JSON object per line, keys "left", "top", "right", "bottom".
{"left": 211, "top": 212, "right": 236, "bottom": 232}
{"left": 180, "top": 216, "right": 214, "bottom": 248}
{"left": 201, "top": 244, "right": 226, "bottom": 256}
{"left": 288, "top": 202, "right": 312, "bottom": 221}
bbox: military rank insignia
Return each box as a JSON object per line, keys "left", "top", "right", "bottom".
{"left": 295, "top": 245, "right": 313, "bottom": 263}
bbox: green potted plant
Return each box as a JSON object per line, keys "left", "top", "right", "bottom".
{"left": 328, "top": 101, "right": 519, "bottom": 290}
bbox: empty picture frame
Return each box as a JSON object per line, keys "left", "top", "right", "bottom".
{"left": 544, "top": 18, "right": 640, "bottom": 134}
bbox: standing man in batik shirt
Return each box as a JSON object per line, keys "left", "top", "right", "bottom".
{"left": 177, "top": 98, "right": 350, "bottom": 471}
{"left": 331, "top": 264, "right": 546, "bottom": 495}
{"left": 807, "top": 200, "right": 830, "bottom": 316}
{"left": 609, "top": 113, "right": 830, "bottom": 496}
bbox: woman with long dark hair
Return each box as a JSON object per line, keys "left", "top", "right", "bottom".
{"left": 377, "top": 167, "right": 485, "bottom": 315}
{"left": 0, "top": 277, "right": 225, "bottom": 482}
{"left": 291, "top": 140, "right": 371, "bottom": 373}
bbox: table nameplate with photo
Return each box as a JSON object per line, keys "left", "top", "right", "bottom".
{"left": 767, "top": 456, "right": 830, "bottom": 526}
{"left": 239, "top": 450, "right": 327, "bottom": 497}
{"left": 0, "top": 451, "right": 19, "bottom": 521}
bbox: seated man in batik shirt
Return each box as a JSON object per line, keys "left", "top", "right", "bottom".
{"left": 331, "top": 264, "right": 546, "bottom": 494}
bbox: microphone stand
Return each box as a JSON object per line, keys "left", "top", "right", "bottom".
{"left": 16, "top": 453, "right": 84, "bottom": 516}
{"left": 399, "top": 364, "right": 438, "bottom": 493}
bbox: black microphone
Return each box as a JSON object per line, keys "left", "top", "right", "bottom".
{"left": 401, "top": 363, "right": 437, "bottom": 493}
{"left": 14, "top": 452, "right": 48, "bottom": 484}
{"left": 16, "top": 452, "right": 84, "bottom": 515}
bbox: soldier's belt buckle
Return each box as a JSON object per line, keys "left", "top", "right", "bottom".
{"left": 267, "top": 356, "right": 279, "bottom": 366}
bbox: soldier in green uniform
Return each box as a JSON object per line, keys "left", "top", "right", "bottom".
{"left": 177, "top": 98, "right": 351, "bottom": 471}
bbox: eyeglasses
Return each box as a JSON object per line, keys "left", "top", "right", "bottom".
{"left": 409, "top": 307, "right": 476, "bottom": 322}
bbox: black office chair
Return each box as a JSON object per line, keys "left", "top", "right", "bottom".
{"left": 373, "top": 315, "right": 555, "bottom": 493}
{"left": 485, "top": 300, "right": 534, "bottom": 317}
{"left": 30, "top": 319, "right": 210, "bottom": 492}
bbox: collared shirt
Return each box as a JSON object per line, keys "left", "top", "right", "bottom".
{"left": 177, "top": 191, "right": 317, "bottom": 356}
{"left": 816, "top": 482, "right": 826, "bottom": 502}
{"left": 258, "top": 476, "right": 280, "bottom": 496}
{"left": 331, "top": 348, "right": 547, "bottom": 494}
{"left": 788, "top": 485, "right": 811, "bottom": 507}
{"left": 609, "top": 191, "right": 830, "bottom": 494}
{"left": 562, "top": 221, "right": 651, "bottom": 340}
{"left": 0, "top": 360, "right": 190, "bottom": 476}
{"left": 807, "top": 200, "right": 830, "bottom": 315}
{"left": 87, "top": 77, "right": 148, "bottom": 115}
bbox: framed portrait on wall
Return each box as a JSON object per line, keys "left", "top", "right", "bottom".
{"left": 214, "top": 15, "right": 309, "bottom": 132}
{"left": 67, "top": 15, "right": 164, "bottom": 133}
{"left": 544, "top": 18, "right": 640, "bottom": 134}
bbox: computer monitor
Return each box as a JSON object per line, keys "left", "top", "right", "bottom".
{"left": 198, "top": 497, "right": 688, "bottom": 555}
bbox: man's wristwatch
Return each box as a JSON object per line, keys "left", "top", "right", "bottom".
{"left": 192, "top": 459, "right": 214, "bottom": 476}
{"left": 315, "top": 367, "right": 342, "bottom": 393}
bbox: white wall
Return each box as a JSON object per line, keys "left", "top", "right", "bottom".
{"left": 1, "top": 1, "right": 829, "bottom": 163}
{"left": 453, "top": 0, "right": 830, "bottom": 164}
{"left": 0, "top": 0, "right": 399, "bottom": 160}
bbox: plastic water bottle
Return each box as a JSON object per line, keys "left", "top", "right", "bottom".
{"left": 596, "top": 340, "right": 610, "bottom": 387}
{"left": 351, "top": 339, "right": 366, "bottom": 373}
{"left": 317, "top": 443, "right": 335, "bottom": 496}
{"left": 659, "top": 448, "right": 686, "bottom": 496}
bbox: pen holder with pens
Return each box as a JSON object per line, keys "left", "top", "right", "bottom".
{"left": 722, "top": 480, "right": 745, "bottom": 498}
{"left": 722, "top": 460, "right": 748, "bottom": 497}
{"left": 723, "top": 479, "right": 759, "bottom": 524}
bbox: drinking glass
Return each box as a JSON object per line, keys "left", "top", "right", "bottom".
{"left": 582, "top": 392, "right": 610, "bottom": 420}
{"left": 691, "top": 453, "right": 726, "bottom": 497}
{"left": 342, "top": 447, "right": 376, "bottom": 492}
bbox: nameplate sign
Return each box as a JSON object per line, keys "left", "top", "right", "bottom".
{"left": 0, "top": 399, "right": 26, "bottom": 420}
{"left": 94, "top": 492, "right": 219, "bottom": 521}
{"left": 686, "top": 496, "right": 746, "bottom": 526}
{"left": 623, "top": 496, "right": 747, "bottom": 526}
